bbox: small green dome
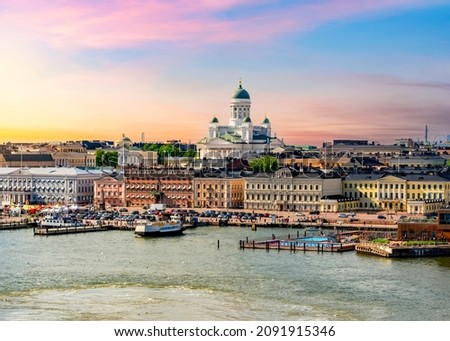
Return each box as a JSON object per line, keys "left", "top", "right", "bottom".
{"left": 262, "top": 116, "right": 270, "bottom": 124}
{"left": 232, "top": 82, "right": 250, "bottom": 100}
{"left": 243, "top": 116, "right": 252, "bottom": 123}
{"left": 210, "top": 116, "right": 219, "bottom": 123}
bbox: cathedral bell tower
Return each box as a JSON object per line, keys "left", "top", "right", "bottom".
{"left": 229, "top": 80, "right": 251, "bottom": 128}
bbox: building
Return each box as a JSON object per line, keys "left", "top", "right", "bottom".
{"left": 196, "top": 81, "right": 284, "bottom": 160}
{"left": 396, "top": 209, "right": 450, "bottom": 240}
{"left": 0, "top": 167, "right": 101, "bottom": 205}
{"left": 0, "top": 154, "right": 54, "bottom": 167}
{"left": 244, "top": 168, "right": 342, "bottom": 212}
{"left": 193, "top": 176, "right": 244, "bottom": 209}
{"left": 123, "top": 169, "right": 194, "bottom": 208}
{"left": 94, "top": 174, "right": 125, "bottom": 208}
{"left": 53, "top": 152, "right": 96, "bottom": 168}
{"left": 343, "top": 173, "right": 450, "bottom": 213}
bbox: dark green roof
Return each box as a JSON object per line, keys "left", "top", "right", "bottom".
{"left": 262, "top": 116, "right": 270, "bottom": 124}
{"left": 210, "top": 116, "right": 219, "bottom": 123}
{"left": 243, "top": 116, "right": 252, "bottom": 123}
{"left": 232, "top": 83, "right": 250, "bottom": 100}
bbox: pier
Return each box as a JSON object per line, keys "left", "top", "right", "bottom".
{"left": 33, "top": 224, "right": 109, "bottom": 235}
{"left": 356, "top": 242, "right": 450, "bottom": 258}
{"left": 0, "top": 219, "right": 36, "bottom": 230}
{"left": 239, "top": 231, "right": 356, "bottom": 253}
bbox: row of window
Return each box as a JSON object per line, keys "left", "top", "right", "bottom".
{"left": 345, "top": 183, "right": 445, "bottom": 190}
{"left": 345, "top": 191, "right": 444, "bottom": 200}
{"left": 246, "top": 194, "right": 320, "bottom": 202}
{"left": 246, "top": 183, "right": 321, "bottom": 191}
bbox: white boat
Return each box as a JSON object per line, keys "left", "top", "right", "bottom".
{"left": 40, "top": 215, "right": 82, "bottom": 228}
{"left": 134, "top": 214, "right": 184, "bottom": 237}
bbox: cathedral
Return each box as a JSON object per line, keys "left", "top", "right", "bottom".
{"left": 196, "top": 81, "right": 285, "bottom": 159}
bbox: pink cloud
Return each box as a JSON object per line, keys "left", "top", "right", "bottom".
{"left": 0, "top": 0, "right": 442, "bottom": 50}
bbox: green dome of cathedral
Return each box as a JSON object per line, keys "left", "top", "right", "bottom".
{"left": 232, "top": 82, "right": 250, "bottom": 100}
{"left": 243, "top": 115, "right": 252, "bottom": 123}
{"left": 210, "top": 116, "right": 219, "bottom": 123}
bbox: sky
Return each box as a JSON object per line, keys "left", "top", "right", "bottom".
{"left": 1, "top": 0, "right": 450, "bottom": 147}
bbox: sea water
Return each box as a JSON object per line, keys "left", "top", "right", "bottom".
{"left": 0, "top": 226, "right": 449, "bottom": 321}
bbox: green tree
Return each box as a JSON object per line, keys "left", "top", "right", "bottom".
{"left": 143, "top": 143, "right": 160, "bottom": 151}
{"left": 184, "top": 149, "right": 197, "bottom": 158}
{"left": 249, "top": 155, "right": 278, "bottom": 173}
{"left": 96, "top": 150, "right": 118, "bottom": 168}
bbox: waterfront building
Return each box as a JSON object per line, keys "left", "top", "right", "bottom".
{"left": 94, "top": 174, "right": 125, "bottom": 208}
{"left": 123, "top": 169, "right": 194, "bottom": 208}
{"left": 193, "top": 176, "right": 244, "bottom": 209}
{"left": 196, "top": 81, "right": 284, "bottom": 160}
{"left": 319, "top": 195, "right": 360, "bottom": 213}
{"left": 244, "top": 167, "right": 342, "bottom": 212}
{"left": 343, "top": 173, "right": 450, "bottom": 213}
{"left": 0, "top": 167, "right": 101, "bottom": 205}
{"left": 397, "top": 209, "right": 450, "bottom": 240}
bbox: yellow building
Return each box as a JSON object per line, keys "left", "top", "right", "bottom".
{"left": 194, "top": 176, "right": 244, "bottom": 209}
{"left": 343, "top": 173, "right": 450, "bottom": 213}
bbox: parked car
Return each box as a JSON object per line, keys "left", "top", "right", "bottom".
{"left": 309, "top": 210, "right": 320, "bottom": 215}
{"left": 338, "top": 213, "right": 348, "bottom": 218}
{"left": 295, "top": 212, "right": 305, "bottom": 216}
{"left": 377, "top": 215, "right": 386, "bottom": 219}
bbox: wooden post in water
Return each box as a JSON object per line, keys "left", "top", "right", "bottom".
{"left": 217, "top": 240, "right": 220, "bottom": 249}
{"left": 277, "top": 240, "right": 280, "bottom": 251}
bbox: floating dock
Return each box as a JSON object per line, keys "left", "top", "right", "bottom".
{"left": 33, "top": 225, "right": 109, "bottom": 235}
{"left": 0, "top": 219, "right": 36, "bottom": 230}
{"left": 239, "top": 232, "right": 355, "bottom": 253}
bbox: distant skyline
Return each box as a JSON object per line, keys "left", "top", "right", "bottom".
{"left": 1, "top": 0, "right": 449, "bottom": 146}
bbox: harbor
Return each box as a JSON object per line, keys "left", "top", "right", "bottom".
{"left": 239, "top": 233, "right": 355, "bottom": 252}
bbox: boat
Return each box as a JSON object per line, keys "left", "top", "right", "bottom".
{"left": 40, "top": 215, "right": 82, "bottom": 228}
{"left": 134, "top": 214, "right": 184, "bottom": 237}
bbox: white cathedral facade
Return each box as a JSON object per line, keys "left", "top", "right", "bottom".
{"left": 196, "top": 82, "right": 285, "bottom": 159}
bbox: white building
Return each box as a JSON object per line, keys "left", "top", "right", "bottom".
{"left": 244, "top": 167, "right": 342, "bottom": 212}
{"left": 0, "top": 167, "right": 102, "bottom": 205}
{"left": 196, "top": 81, "right": 285, "bottom": 159}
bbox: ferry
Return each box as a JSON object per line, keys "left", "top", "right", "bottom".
{"left": 40, "top": 215, "right": 82, "bottom": 228}
{"left": 134, "top": 214, "right": 184, "bottom": 237}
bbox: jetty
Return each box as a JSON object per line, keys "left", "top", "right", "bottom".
{"left": 239, "top": 231, "right": 355, "bottom": 253}
{"left": 33, "top": 224, "right": 109, "bottom": 235}
{"left": 356, "top": 242, "right": 450, "bottom": 258}
{"left": 0, "top": 219, "right": 36, "bottom": 230}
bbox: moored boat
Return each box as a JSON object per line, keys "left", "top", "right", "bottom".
{"left": 134, "top": 214, "right": 184, "bottom": 237}
{"left": 40, "top": 215, "right": 82, "bottom": 228}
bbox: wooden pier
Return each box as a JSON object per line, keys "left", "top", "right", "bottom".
{"left": 0, "top": 219, "right": 36, "bottom": 230}
{"left": 239, "top": 232, "right": 355, "bottom": 253}
{"left": 33, "top": 225, "right": 109, "bottom": 235}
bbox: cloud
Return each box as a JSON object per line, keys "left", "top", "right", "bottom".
{"left": 0, "top": 0, "right": 443, "bottom": 50}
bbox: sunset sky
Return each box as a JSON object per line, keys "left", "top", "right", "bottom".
{"left": 1, "top": 0, "right": 449, "bottom": 147}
